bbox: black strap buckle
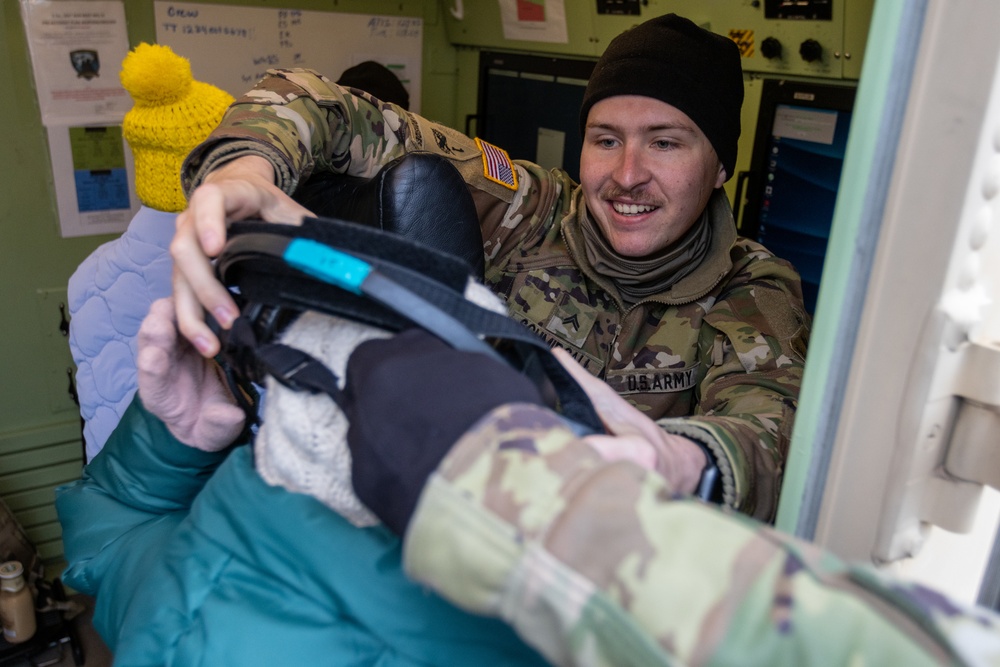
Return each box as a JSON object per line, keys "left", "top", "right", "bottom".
{"left": 256, "top": 343, "right": 347, "bottom": 411}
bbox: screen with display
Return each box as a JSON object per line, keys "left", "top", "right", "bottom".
{"left": 741, "top": 80, "right": 856, "bottom": 314}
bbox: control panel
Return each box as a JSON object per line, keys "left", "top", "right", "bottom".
{"left": 443, "top": 0, "right": 874, "bottom": 80}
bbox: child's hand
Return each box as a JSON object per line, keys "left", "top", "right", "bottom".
{"left": 137, "top": 297, "right": 246, "bottom": 451}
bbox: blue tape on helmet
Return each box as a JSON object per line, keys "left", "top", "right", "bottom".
{"left": 284, "top": 238, "right": 371, "bottom": 295}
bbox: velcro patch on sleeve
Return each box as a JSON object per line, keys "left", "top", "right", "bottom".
{"left": 475, "top": 138, "right": 519, "bottom": 191}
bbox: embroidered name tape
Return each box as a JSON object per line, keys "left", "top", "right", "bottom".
{"left": 475, "top": 138, "right": 519, "bottom": 191}
{"left": 604, "top": 367, "right": 698, "bottom": 395}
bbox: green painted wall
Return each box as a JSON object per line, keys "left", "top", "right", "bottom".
{"left": 1, "top": 1, "right": 110, "bottom": 572}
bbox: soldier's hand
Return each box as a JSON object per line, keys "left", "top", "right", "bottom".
{"left": 171, "top": 155, "right": 313, "bottom": 357}
{"left": 551, "top": 347, "right": 707, "bottom": 495}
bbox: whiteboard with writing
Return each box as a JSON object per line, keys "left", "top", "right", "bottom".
{"left": 153, "top": 2, "right": 422, "bottom": 112}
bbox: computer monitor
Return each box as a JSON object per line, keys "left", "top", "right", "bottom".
{"left": 475, "top": 51, "right": 595, "bottom": 182}
{"left": 740, "top": 79, "right": 857, "bottom": 314}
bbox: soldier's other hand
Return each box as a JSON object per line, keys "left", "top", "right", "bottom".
{"left": 171, "top": 155, "right": 314, "bottom": 358}
{"left": 551, "top": 347, "right": 707, "bottom": 495}
{"left": 137, "top": 297, "right": 246, "bottom": 451}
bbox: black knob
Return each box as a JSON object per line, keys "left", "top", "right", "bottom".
{"left": 761, "top": 37, "right": 782, "bottom": 60}
{"left": 799, "top": 39, "right": 823, "bottom": 62}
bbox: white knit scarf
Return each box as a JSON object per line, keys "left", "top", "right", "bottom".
{"left": 254, "top": 279, "right": 508, "bottom": 527}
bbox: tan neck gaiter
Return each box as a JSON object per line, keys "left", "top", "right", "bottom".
{"left": 579, "top": 206, "right": 713, "bottom": 303}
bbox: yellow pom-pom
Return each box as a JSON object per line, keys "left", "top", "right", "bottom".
{"left": 120, "top": 43, "right": 193, "bottom": 106}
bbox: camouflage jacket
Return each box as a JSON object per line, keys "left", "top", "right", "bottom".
{"left": 405, "top": 403, "right": 1000, "bottom": 667}
{"left": 183, "top": 68, "right": 810, "bottom": 521}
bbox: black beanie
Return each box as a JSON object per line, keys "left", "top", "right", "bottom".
{"left": 337, "top": 60, "right": 410, "bottom": 111}
{"left": 579, "top": 14, "right": 744, "bottom": 181}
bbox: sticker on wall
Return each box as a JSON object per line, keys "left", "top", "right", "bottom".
{"left": 498, "top": 0, "right": 568, "bottom": 43}
{"left": 517, "top": 0, "right": 545, "bottom": 21}
{"left": 729, "top": 29, "right": 755, "bottom": 58}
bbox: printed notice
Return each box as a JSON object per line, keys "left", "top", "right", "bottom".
{"left": 498, "top": 0, "right": 568, "bottom": 43}
{"left": 48, "top": 124, "right": 138, "bottom": 237}
{"left": 70, "top": 126, "right": 130, "bottom": 212}
{"left": 20, "top": 0, "right": 132, "bottom": 125}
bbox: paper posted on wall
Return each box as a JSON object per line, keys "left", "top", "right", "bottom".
{"left": 498, "top": 0, "right": 568, "bottom": 44}
{"left": 20, "top": 0, "right": 137, "bottom": 236}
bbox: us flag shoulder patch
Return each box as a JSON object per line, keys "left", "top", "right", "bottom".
{"left": 475, "top": 138, "right": 519, "bottom": 191}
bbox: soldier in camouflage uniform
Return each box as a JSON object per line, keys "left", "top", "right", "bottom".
{"left": 172, "top": 14, "right": 809, "bottom": 520}
{"left": 343, "top": 329, "right": 1000, "bottom": 667}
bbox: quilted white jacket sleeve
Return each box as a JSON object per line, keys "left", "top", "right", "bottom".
{"left": 67, "top": 206, "right": 176, "bottom": 461}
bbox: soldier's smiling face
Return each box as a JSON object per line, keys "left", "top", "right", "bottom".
{"left": 580, "top": 96, "right": 726, "bottom": 258}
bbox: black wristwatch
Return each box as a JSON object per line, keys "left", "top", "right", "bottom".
{"left": 691, "top": 440, "right": 723, "bottom": 503}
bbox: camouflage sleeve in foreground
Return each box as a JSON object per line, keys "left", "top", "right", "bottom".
{"left": 404, "top": 403, "right": 999, "bottom": 667}
{"left": 180, "top": 68, "right": 517, "bottom": 206}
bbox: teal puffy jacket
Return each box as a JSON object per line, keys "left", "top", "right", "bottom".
{"left": 56, "top": 398, "right": 547, "bottom": 667}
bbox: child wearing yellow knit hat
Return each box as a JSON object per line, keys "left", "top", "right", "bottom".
{"left": 68, "top": 44, "right": 233, "bottom": 461}
{"left": 120, "top": 43, "right": 234, "bottom": 212}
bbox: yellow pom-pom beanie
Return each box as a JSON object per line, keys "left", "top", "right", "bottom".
{"left": 120, "top": 43, "right": 234, "bottom": 212}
